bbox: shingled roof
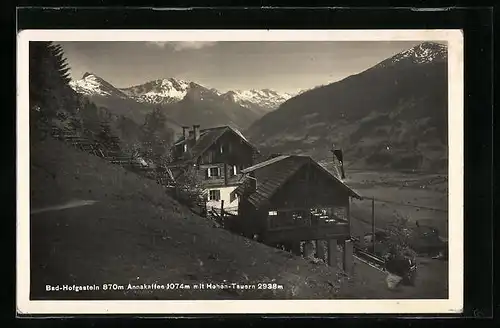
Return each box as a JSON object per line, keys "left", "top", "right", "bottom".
{"left": 170, "top": 125, "right": 258, "bottom": 166}
{"left": 233, "top": 155, "right": 362, "bottom": 209}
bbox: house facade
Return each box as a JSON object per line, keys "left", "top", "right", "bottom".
{"left": 168, "top": 125, "right": 259, "bottom": 212}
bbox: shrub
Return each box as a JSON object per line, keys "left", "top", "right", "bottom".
{"left": 173, "top": 167, "right": 206, "bottom": 208}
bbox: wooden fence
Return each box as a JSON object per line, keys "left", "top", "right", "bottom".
{"left": 207, "top": 205, "right": 238, "bottom": 228}
{"left": 51, "top": 126, "right": 176, "bottom": 188}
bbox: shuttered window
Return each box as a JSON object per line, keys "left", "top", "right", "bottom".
{"left": 229, "top": 165, "right": 237, "bottom": 177}
{"left": 209, "top": 189, "right": 221, "bottom": 201}
{"left": 207, "top": 167, "right": 220, "bottom": 177}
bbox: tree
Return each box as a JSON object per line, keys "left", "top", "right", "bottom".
{"left": 117, "top": 115, "right": 141, "bottom": 143}
{"left": 29, "top": 41, "right": 77, "bottom": 118}
{"left": 174, "top": 166, "right": 206, "bottom": 208}
{"left": 95, "top": 119, "right": 121, "bottom": 157}
{"left": 79, "top": 97, "right": 101, "bottom": 134}
{"left": 383, "top": 212, "right": 418, "bottom": 285}
{"left": 385, "top": 212, "right": 416, "bottom": 257}
{"left": 140, "top": 108, "right": 174, "bottom": 165}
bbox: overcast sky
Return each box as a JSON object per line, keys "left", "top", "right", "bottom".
{"left": 59, "top": 41, "right": 427, "bottom": 93}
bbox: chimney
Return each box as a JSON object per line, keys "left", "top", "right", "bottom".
{"left": 192, "top": 124, "right": 200, "bottom": 142}
{"left": 181, "top": 126, "right": 189, "bottom": 141}
{"left": 331, "top": 145, "right": 346, "bottom": 179}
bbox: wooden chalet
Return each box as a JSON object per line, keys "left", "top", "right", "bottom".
{"left": 230, "top": 154, "right": 363, "bottom": 270}
{"left": 168, "top": 125, "right": 259, "bottom": 212}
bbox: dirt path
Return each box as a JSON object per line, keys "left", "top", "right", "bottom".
{"left": 339, "top": 256, "right": 448, "bottom": 299}
{"left": 31, "top": 200, "right": 99, "bottom": 215}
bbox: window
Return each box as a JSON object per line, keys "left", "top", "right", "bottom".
{"left": 209, "top": 189, "right": 221, "bottom": 201}
{"left": 268, "top": 211, "right": 278, "bottom": 216}
{"left": 207, "top": 167, "right": 220, "bottom": 177}
{"left": 183, "top": 144, "right": 187, "bottom": 152}
{"left": 230, "top": 165, "right": 237, "bottom": 176}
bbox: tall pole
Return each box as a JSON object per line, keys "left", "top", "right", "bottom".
{"left": 221, "top": 199, "right": 225, "bottom": 228}
{"left": 372, "top": 197, "right": 376, "bottom": 254}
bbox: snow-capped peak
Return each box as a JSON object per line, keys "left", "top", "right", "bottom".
{"left": 119, "top": 78, "right": 192, "bottom": 105}
{"left": 69, "top": 72, "right": 128, "bottom": 98}
{"left": 222, "top": 89, "right": 295, "bottom": 112}
{"left": 391, "top": 42, "right": 447, "bottom": 64}
{"left": 69, "top": 73, "right": 297, "bottom": 115}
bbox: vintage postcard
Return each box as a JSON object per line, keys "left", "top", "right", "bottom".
{"left": 17, "top": 29, "right": 463, "bottom": 315}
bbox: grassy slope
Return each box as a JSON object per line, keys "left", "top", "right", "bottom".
{"left": 30, "top": 136, "right": 348, "bottom": 300}
{"left": 30, "top": 135, "right": 448, "bottom": 301}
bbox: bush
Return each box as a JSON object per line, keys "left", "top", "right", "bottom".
{"left": 173, "top": 167, "right": 206, "bottom": 208}
{"left": 384, "top": 212, "right": 418, "bottom": 260}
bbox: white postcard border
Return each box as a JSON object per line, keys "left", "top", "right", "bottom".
{"left": 17, "top": 29, "right": 464, "bottom": 315}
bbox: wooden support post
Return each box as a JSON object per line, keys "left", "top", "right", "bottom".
{"left": 224, "top": 163, "right": 228, "bottom": 186}
{"left": 343, "top": 239, "right": 354, "bottom": 273}
{"left": 316, "top": 240, "right": 326, "bottom": 261}
{"left": 290, "top": 241, "right": 301, "bottom": 256}
{"left": 346, "top": 199, "right": 351, "bottom": 236}
{"left": 303, "top": 240, "right": 315, "bottom": 259}
{"left": 327, "top": 239, "right": 338, "bottom": 267}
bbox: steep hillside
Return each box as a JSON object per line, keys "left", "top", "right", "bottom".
{"left": 246, "top": 42, "right": 448, "bottom": 172}
{"left": 30, "top": 135, "right": 349, "bottom": 300}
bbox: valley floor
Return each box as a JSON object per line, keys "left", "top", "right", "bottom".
{"left": 342, "top": 169, "right": 449, "bottom": 299}
{"left": 346, "top": 170, "right": 448, "bottom": 238}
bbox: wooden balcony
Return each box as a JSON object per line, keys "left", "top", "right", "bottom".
{"left": 263, "top": 222, "right": 349, "bottom": 243}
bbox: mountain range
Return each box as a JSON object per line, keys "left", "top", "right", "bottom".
{"left": 245, "top": 42, "right": 449, "bottom": 172}
{"left": 69, "top": 41, "right": 449, "bottom": 172}
{"left": 69, "top": 73, "right": 295, "bottom": 131}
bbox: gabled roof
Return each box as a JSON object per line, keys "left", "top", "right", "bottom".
{"left": 170, "top": 125, "right": 258, "bottom": 166}
{"left": 233, "top": 155, "right": 362, "bottom": 209}
{"left": 240, "top": 155, "right": 291, "bottom": 174}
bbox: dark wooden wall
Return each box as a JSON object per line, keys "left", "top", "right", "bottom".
{"left": 269, "top": 163, "right": 350, "bottom": 210}
{"left": 199, "top": 131, "right": 254, "bottom": 167}
{"left": 233, "top": 198, "right": 269, "bottom": 237}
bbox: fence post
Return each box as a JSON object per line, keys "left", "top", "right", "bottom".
{"left": 372, "top": 197, "right": 376, "bottom": 254}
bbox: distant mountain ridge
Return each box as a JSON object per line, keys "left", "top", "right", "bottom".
{"left": 245, "top": 42, "right": 449, "bottom": 172}
{"left": 70, "top": 73, "right": 294, "bottom": 131}
{"left": 221, "top": 89, "right": 295, "bottom": 116}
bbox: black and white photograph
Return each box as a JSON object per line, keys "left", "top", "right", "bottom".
{"left": 17, "top": 29, "right": 463, "bottom": 314}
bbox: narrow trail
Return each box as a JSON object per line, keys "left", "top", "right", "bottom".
{"left": 31, "top": 200, "right": 99, "bottom": 215}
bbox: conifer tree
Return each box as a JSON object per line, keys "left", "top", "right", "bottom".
{"left": 96, "top": 119, "right": 121, "bottom": 156}
{"left": 29, "top": 41, "right": 76, "bottom": 118}
{"left": 140, "top": 108, "right": 174, "bottom": 164}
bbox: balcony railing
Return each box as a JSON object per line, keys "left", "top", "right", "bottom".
{"left": 264, "top": 223, "right": 349, "bottom": 243}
